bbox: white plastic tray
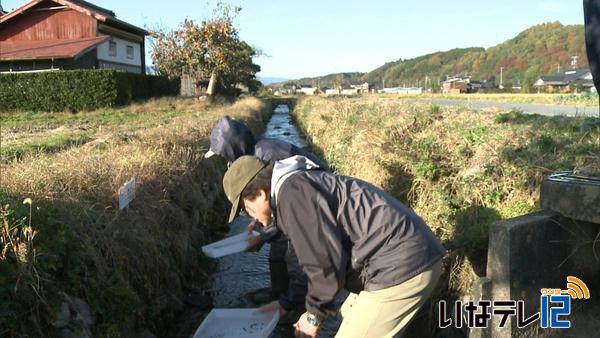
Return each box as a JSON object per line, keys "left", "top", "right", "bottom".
{"left": 202, "top": 231, "right": 259, "bottom": 258}
{"left": 193, "top": 308, "right": 279, "bottom": 338}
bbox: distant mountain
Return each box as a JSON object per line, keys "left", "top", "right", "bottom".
{"left": 258, "top": 76, "right": 289, "bottom": 85}
{"left": 274, "top": 72, "right": 365, "bottom": 88}
{"left": 281, "top": 22, "right": 588, "bottom": 91}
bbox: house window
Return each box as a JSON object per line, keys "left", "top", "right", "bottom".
{"left": 108, "top": 41, "right": 117, "bottom": 57}
{"left": 126, "top": 45, "right": 134, "bottom": 59}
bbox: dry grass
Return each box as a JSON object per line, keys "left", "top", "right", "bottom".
{"left": 373, "top": 92, "right": 600, "bottom": 106}
{"left": 0, "top": 96, "right": 273, "bottom": 336}
{"left": 293, "top": 95, "right": 599, "bottom": 298}
{"left": 2, "top": 98, "right": 268, "bottom": 203}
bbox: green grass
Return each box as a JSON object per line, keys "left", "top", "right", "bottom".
{"left": 494, "top": 109, "right": 536, "bottom": 124}
{"left": 0, "top": 108, "right": 183, "bottom": 132}
{"left": 0, "top": 100, "right": 192, "bottom": 163}
{"left": 1, "top": 133, "right": 93, "bottom": 161}
{"left": 428, "top": 104, "right": 441, "bottom": 115}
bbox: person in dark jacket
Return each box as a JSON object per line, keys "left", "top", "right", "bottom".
{"left": 223, "top": 155, "right": 445, "bottom": 338}
{"left": 204, "top": 115, "right": 329, "bottom": 170}
{"left": 205, "top": 115, "right": 328, "bottom": 311}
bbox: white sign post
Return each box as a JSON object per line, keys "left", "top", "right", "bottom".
{"left": 118, "top": 177, "right": 136, "bottom": 210}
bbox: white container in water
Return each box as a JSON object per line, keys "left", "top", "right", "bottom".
{"left": 192, "top": 308, "right": 279, "bottom": 338}
{"left": 201, "top": 231, "right": 260, "bottom": 258}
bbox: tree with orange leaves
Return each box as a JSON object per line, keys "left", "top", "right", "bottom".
{"left": 149, "top": 3, "right": 261, "bottom": 96}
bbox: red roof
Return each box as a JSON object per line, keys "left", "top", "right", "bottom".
{"left": 0, "top": 35, "right": 109, "bottom": 60}
{"left": 0, "top": 0, "right": 146, "bottom": 35}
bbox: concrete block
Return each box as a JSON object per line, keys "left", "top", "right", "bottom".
{"left": 469, "top": 277, "right": 492, "bottom": 338}
{"left": 485, "top": 210, "right": 600, "bottom": 337}
{"left": 541, "top": 173, "right": 600, "bottom": 225}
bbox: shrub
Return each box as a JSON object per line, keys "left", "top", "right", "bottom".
{"left": 428, "top": 104, "right": 441, "bottom": 115}
{"left": 414, "top": 158, "right": 440, "bottom": 180}
{"left": 494, "top": 109, "right": 534, "bottom": 124}
{"left": 0, "top": 70, "right": 179, "bottom": 112}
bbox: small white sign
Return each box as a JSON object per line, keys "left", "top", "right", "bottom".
{"left": 118, "top": 177, "right": 136, "bottom": 210}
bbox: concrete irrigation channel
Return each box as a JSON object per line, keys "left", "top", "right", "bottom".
{"left": 176, "top": 102, "right": 345, "bottom": 338}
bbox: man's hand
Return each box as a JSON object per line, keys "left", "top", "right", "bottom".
{"left": 293, "top": 312, "right": 320, "bottom": 338}
{"left": 246, "top": 234, "right": 264, "bottom": 252}
{"left": 246, "top": 219, "right": 265, "bottom": 251}
{"left": 246, "top": 218, "right": 262, "bottom": 233}
{"left": 257, "top": 300, "right": 287, "bottom": 318}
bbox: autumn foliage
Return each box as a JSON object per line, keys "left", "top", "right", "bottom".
{"left": 149, "top": 3, "right": 260, "bottom": 96}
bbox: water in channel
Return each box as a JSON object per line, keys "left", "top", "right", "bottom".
{"left": 207, "top": 103, "right": 345, "bottom": 337}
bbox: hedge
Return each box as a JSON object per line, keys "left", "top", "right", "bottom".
{"left": 0, "top": 69, "right": 180, "bottom": 112}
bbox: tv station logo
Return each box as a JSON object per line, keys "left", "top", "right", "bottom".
{"left": 540, "top": 276, "right": 590, "bottom": 328}
{"left": 439, "top": 276, "right": 590, "bottom": 329}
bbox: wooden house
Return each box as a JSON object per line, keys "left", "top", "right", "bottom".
{"left": 0, "top": 0, "right": 147, "bottom": 73}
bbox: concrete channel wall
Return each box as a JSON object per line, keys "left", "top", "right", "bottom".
{"left": 471, "top": 177, "right": 600, "bottom": 338}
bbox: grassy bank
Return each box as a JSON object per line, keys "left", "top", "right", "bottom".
{"left": 0, "top": 97, "right": 272, "bottom": 336}
{"left": 292, "top": 95, "right": 599, "bottom": 328}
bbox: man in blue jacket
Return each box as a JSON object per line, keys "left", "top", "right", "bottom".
{"left": 204, "top": 115, "right": 329, "bottom": 170}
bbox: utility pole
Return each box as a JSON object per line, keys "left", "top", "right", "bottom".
{"left": 499, "top": 67, "right": 504, "bottom": 89}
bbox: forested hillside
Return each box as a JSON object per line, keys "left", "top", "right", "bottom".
{"left": 282, "top": 22, "right": 588, "bottom": 91}
{"left": 280, "top": 72, "right": 364, "bottom": 88}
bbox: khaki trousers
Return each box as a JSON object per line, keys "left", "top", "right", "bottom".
{"left": 335, "top": 260, "right": 442, "bottom": 338}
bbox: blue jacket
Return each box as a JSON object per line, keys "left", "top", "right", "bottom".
{"left": 208, "top": 115, "right": 330, "bottom": 170}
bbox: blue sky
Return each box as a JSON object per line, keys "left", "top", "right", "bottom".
{"left": 2, "top": 0, "right": 585, "bottom": 79}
